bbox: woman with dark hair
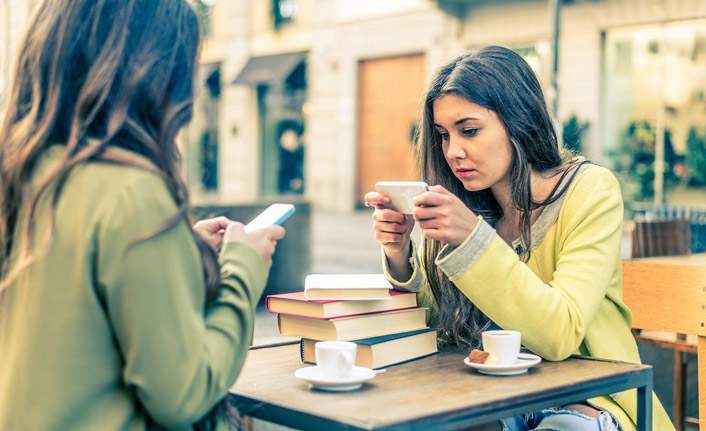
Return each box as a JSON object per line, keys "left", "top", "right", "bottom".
{"left": 0, "top": 1, "right": 284, "bottom": 430}
{"left": 365, "top": 46, "right": 673, "bottom": 431}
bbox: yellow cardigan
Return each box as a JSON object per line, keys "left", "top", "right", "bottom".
{"left": 0, "top": 146, "right": 266, "bottom": 430}
{"left": 386, "top": 164, "right": 674, "bottom": 431}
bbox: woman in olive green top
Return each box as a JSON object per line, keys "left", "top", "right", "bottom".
{"left": 0, "top": 1, "right": 285, "bottom": 430}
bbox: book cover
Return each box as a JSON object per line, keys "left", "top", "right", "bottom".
{"left": 265, "top": 290, "right": 417, "bottom": 319}
{"left": 300, "top": 328, "right": 438, "bottom": 369}
{"left": 304, "top": 273, "right": 394, "bottom": 300}
{"left": 277, "top": 307, "right": 427, "bottom": 341}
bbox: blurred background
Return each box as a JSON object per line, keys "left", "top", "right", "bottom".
{"left": 1, "top": 0, "right": 703, "bottom": 428}
{"left": 3, "top": 0, "right": 706, "bottom": 214}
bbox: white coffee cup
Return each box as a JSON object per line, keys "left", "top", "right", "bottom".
{"left": 481, "top": 330, "right": 521, "bottom": 365}
{"left": 315, "top": 341, "right": 357, "bottom": 379}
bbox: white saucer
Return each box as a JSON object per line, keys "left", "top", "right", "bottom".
{"left": 464, "top": 352, "right": 542, "bottom": 376}
{"left": 294, "top": 366, "right": 376, "bottom": 391}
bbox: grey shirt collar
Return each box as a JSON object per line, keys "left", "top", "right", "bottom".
{"left": 511, "top": 158, "right": 589, "bottom": 254}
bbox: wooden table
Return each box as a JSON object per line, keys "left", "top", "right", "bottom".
{"left": 229, "top": 343, "right": 653, "bottom": 431}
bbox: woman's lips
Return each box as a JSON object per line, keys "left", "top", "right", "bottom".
{"left": 456, "top": 168, "right": 475, "bottom": 178}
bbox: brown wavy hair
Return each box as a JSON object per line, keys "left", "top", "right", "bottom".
{"left": 416, "top": 46, "right": 579, "bottom": 348}
{"left": 0, "top": 0, "right": 232, "bottom": 429}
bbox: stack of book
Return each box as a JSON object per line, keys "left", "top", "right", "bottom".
{"left": 266, "top": 273, "right": 438, "bottom": 369}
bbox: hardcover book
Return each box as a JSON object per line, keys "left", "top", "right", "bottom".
{"left": 277, "top": 307, "right": 427, "bottom": 341}
{"left": 300, "top": 328, "right": 438, "bottom": 369}
{"left": 304, "top": 273, "right": 395, "bottom": 300}
{"left": 265, "top": 290, "right": 417, "bottom": 319}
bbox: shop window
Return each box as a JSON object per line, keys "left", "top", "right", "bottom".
{"left": 602, "top": 20, "right": 706, "bottom": 206}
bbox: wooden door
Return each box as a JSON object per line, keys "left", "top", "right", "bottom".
{"left": 357, "top": 54, "right": 425, "bottom": 204}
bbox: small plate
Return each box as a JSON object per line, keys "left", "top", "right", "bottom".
{"left": 294, "top": 366, "right": 376, "bottom": 391}
{"left": 464, "top": 352, "right": 542, "bottom": 376}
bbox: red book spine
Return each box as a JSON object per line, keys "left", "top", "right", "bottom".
{"left": 274, "top": 306, "right": 419, "bottom": 320}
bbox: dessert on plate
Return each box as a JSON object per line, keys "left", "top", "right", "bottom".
{"left": 467, "top": 349, "right": 498, "bottom": 365}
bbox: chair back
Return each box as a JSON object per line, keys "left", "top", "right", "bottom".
{"left": 631, "top": 219, "right": 692, "bottom": 258}
{"left": 622, "top": 261, "right": 706, "bottom": 430}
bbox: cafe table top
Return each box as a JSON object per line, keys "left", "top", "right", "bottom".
{"left": 229, "top": 342, "right": 653, "bottom": 431}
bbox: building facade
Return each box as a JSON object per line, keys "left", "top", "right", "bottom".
{"left": 2, "top": 0, "right": 706, "bottom": 212}
{"left": 191, "top": 0, "right": 706, "bottom": 212}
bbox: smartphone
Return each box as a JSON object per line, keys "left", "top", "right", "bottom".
{"left": 244, "top": 203, "right": 296, "bottom": 233}
{"left": 374, "top": 181, "right": 429, "bottom": 214}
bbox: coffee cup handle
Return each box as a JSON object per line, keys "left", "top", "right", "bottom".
{"left": 340, "top": 351, "right": 354, "bottom": 371}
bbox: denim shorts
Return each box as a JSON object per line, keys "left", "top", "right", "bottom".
{"left": 499, "top": 406, "right": 622, "bottom": 431}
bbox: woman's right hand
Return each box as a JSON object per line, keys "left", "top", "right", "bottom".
{"left": 364, "top": 191, "right": 415, "bottom": 262}
{"left": 222, "top": 222, "right": 286, "bottom": 273}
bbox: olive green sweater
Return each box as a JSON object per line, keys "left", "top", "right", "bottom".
{"left": 386, "top": 163, "right": 674, "bottom": 431}
{"left": 0, "top": 146, "right": 266, "bottom": 430}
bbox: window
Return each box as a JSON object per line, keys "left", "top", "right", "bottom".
{"left": 513, "top": 43, "right": 551, "bottom": 87}
{"left": 510, "top": 43, "right": 553, "bottom": 116}
{"left": 272, "top": 0, "right": 299, "bottom": 29}
{"left": 258, "top": 61, "right": 307, "bottom": 196}
{"left": 185, "top": 62, "right": 221, "bottom": 194}
{"left": 602, "top": 20, "right": 706, "bottom": 206}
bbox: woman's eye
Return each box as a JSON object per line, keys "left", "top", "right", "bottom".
{"left": 438, "top": 132, "right": 449, "bottom": 140}
{"left": 463, "top": 128, "right": 478, "bottom": 137}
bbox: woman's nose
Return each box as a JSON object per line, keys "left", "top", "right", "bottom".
{"left": 445, "top": 135, "right": 466, "bottom": 159}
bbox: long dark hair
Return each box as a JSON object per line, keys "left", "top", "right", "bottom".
{"left": 417, "top": 46, "right": 577, "bottom": 348}
{"left": 0, "top": 0, "right": 233, "bottom": 429}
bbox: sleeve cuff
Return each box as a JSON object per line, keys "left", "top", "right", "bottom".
{"left": 436, "top": 216, "right": 495, "bottom": 281}
{"left": 381, "top": 240, "right": 425, "bottom": 292}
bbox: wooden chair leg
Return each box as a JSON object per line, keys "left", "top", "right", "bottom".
{"left": 674, "top": 350, "right": 685, "bottom": 431}
{"left": 698, "top": 336, "right": 705, "bottom": 431}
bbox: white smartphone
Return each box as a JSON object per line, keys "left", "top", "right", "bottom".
{"left": 244, "top": 203, "right": 296, "bottom": 233}
{"left": 374, "top": 181, "right": 429, "bottom": 214}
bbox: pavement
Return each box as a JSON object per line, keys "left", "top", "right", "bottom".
{"left": 248, "top": 208, "right": 697, "bottom": 430}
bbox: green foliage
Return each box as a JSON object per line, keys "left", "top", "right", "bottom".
{"left": 562, "top": 114, "right": 589, "bottom": 155}
{"left": 686, "top": 127, "right": 706, "bottom": 186}
{"left": 607, "top": 120, "right": 681, "bottom": 202}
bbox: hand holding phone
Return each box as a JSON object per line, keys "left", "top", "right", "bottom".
{"left": 374, "top": 181, "right": 429, "bottom": 214}
{"left": 244, "top": 203, "right": 296, "bottom": 233}
{"left": 225, "top": 205, "right": 290, "bottom": 273}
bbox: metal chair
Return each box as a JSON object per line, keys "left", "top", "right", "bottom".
{"left": 631, "top": 218, "right": 692, "bottom": 259}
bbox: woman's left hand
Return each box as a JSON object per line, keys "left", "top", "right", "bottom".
{"left": 193, "top": 216, "right": 232, "bottom": 251}
{"left": 412, "top": 185, "right": 480, "bottom": 246}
